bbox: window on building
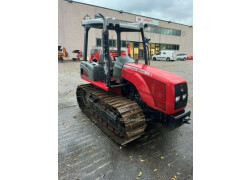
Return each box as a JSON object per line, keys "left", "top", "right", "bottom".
{"left": 161, "top": 29, "right": 168, "bottom": 35}
{"left": 160, "top": 44, "right": 167, "bottom": 50}
{"left": 97, "top": 38, "right": 119, "bottom": 47}
{"left": 134, "top": 42, "right": 139, "bottom": 48}
{"left": 113, "top": 40, "right": 117, "bottom": 47}
{"left": 169, "top": 29, "right": 173, "bottom": 36}
{"left": 108, "top": 39, "right": 117, "bottom": 47}
{"left": 122, "top": 41, "right": 127, "bottom": 47}
{"left": 109, "top": 40, "right": 112, "bottom": 47}
{"left": 129, "top": 42, "right": 134, "bottom": 58}
{"left": 150, "top": 44, "right": 155, "bottom": 56}
{"left": 159, "top": 44, "right": 179, "bottom": 50}
{"left": 155, "top": 44, "right": 160, "bottom": 53}
{"left": 176, "top": 30, "right": 181, "bottom": 36}
{"left": 145, "top": 25, "right": 181, "bottom": 36}
{"left": 96, "top": 38, "right": 102, "bottom": 47}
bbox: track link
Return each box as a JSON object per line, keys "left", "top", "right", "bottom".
{"left": 76, "top": 84, "right": 147, "bottom": 145}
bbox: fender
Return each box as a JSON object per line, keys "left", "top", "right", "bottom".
{"left": 122, "top": 66, "right": 155, "bottom": 110}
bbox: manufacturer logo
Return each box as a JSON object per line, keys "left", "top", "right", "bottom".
{"left": 123, "top": 64, "right": 151, "bottom": 76}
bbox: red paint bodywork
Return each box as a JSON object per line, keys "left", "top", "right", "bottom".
{"left": 187, "top": 56, "right": 193, "bottom": 60}
{"left": 90, "top": 50, "right": 101, "bottom": 61}
{"left": 81, "top": 62, "right": 187, "bottom": 115}
{"left": 122, "top": 63, "right": 187, "bottom": 115}
{"left": 81, "top": 77, "right": 109, "bottom": 91}
{"left": 109, "top": 50, "right": 127, "bottom": 58}
{"left": 76, "top": 51, "right": 83, "bottom": 59}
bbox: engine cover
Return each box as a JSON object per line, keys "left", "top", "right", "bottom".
{"left": 122, "top": 62, "right": 188, "bottom": 115}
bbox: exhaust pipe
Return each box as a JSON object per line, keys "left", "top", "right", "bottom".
{"left": 99, "top": 13, "right": 111, "bottom": 87}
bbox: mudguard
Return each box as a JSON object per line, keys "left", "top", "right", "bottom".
{"left": 122, "top": 70, "right": 155, "bottom": 108}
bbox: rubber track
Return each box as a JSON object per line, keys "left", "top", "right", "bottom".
{"left": 76, "top": 84, "right": 147, "bottom": 145}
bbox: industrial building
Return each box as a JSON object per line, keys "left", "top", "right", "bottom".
{"left": 58, "top": 0, "right": 193, "bottom": 59}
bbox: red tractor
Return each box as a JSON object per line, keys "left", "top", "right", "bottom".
{"left": 77, "top": 13, "right": 191, "bottom": 145}
{"left": 90, "top": 48, "right": 127, "bottom": 62}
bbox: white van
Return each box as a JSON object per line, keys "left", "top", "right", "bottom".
{"left": 152, "top": 50, "right": 177, "bottom": 61}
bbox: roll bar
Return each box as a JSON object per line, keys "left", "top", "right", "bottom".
{"left": 82, "top": 13, "right": 150, "bottom": 86}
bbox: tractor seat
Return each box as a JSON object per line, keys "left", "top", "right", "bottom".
{"left": 113, "top": 56, "right": 135, "bottom": 77}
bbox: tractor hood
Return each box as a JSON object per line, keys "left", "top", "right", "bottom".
{"left": 123, "top": 62, "right": 187, "bottom": 85}
{"left": 122, "top": 62, "right": 188, "bottom": 115}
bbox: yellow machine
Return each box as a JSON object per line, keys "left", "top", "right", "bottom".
{"left": 58, "top": 46, "right": 68, "bottom": 62}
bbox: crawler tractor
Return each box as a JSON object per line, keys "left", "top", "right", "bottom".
{"left": 76, "top": 14, "right": 191, "bottom": 145}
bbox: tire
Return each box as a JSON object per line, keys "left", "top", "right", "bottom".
{"left": 153, "top": 57, "right": 156, "bottom": 61}
{"left": 93, "top": 59, "right": 97, "bottom": 62}
{"left": 166, "top": 57, "right": 170, "bottom": 61}
{"left": 183, "top": 57, "right": 186, "bottom": 61}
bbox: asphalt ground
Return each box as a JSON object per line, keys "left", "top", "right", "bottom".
{"left": 58, "top": 59, "right": 193, "bottom": 180}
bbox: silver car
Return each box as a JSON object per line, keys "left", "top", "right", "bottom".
{"left": 176, "top": 53, "right": 187, "bottom": 61}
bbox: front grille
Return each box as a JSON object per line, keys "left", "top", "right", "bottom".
{"left": 174, "top": 83, "right": 188, "bottom": 110}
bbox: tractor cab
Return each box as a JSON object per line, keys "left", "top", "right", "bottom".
{"left": 80, "top": 13, "right": 149, "bottom": 90}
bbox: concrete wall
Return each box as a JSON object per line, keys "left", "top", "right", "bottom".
{"left": 58, "top": 0, "right": 193, "bottom": 58}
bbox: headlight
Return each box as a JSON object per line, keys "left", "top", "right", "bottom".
{"left": 175, "top": 96, "right": 180, "bottom": 102}
{"left": 182, "top": 94, "right": 187, "bottom": 99}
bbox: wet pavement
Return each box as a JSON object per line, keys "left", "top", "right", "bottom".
{"left": 58, "top": 60, "right": 193, "bottom": 180}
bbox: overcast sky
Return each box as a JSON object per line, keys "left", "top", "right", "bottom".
{"left": 75, "top": 0, "right": 193, "bottom": 25}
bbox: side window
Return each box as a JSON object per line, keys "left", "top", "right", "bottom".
{"left": 163, "top": 52, "right": 166, "bottom": 54}
{"left": 109, "top": 40, "right": 113, "bottom": 47}
{"left": 122, "top": 41, "right": 127, "bottom": 48}
{"left": 156, "top": 52, "right": 161, "bottom": 55}
{"left": 96, "top": 38, "right": 102, "bottom": 47}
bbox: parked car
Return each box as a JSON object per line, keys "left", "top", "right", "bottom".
{"left": 152, "top": 50, "right": 177, "bottom": 61}
{"left": 176, "top": 53, "right": 187, "bottom": 61}
{"left": 187, "top": 55, "right": 193, "bottom": 60}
